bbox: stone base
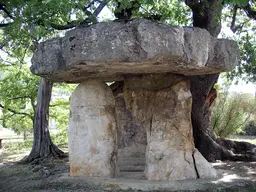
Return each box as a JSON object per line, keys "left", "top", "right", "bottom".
{"left": 68, "top": 80, "right": 117, "bottom": 177}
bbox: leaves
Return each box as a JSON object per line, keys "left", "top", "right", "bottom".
{"left": 0, "top": 0, "right": 107, "bottom": 137}
{"left": 0, "top": 64, "right": 39, "bottom": 134}
{"left": 223, "top": 0, "right": 249, "bottom": 6}
{"left": 227, "top": 32, "right": 256, "bottom": 83}
{"left": 135, "top": 0, "right": 191, "bottom": 25}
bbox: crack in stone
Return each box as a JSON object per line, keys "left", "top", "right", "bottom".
{"left": 184, "top": 152, "right": 191, "bottom": 165}
{"left": 149, "top": 114, "right": 153, "bottom": 136}
{"left": 192, "top": 150, "right": 200, "bottom": 179}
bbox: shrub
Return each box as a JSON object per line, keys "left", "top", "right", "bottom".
{"left": 51, "top": 128, "right": 68, "bottom": 147}
{"left": 212, "top": 92, "right": 256, "bottom": 138}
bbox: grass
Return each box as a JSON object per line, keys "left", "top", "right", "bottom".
{"left": 0, "top": 140, "right": 32, "bottom": 164}
{"left": 0, "top": 138, "right": 68, "bottom": 165}
{"left": 3, "top": 140, "right": 33, "bottom": 153}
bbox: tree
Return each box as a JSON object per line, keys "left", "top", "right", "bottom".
{"left": 0, "top": 47, "right": 73, "bottom": 154}
{"left": 0, "top": 0, "right": 109, "bottom": 162}
{"left": 229, "top": 33, "right": 256, "bottom": 83}
{"left": 225, "top": 0, "right": 256, "bottom": 83}
{"left": 26, "top": 78, "right": 68, "bottom": 161}
{"left": 185, "top": 0, "right": 256, "bottom": 161}
{"left": 0, "top": 64, "right": 38, "bottom": 140}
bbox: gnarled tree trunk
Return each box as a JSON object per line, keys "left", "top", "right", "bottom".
{"left": 190, "top": 74, "right": 256, "bottom": 162}
{"left": 25, "top": 78, "right": 66, "bottom": 162}
{"left": 187, "top": 0, "right": 256, "bottom": 162}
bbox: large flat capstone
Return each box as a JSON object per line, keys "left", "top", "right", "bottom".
{"left": 31, "top": 19, "right": 239, "bottom": 83}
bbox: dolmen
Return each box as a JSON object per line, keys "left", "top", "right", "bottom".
{"left": 31, "top": 19, "right": 239, "bottom": 180}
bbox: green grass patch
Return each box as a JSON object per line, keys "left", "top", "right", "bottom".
{"left": 3, "top": 140, "right": 32, "bottom": 154}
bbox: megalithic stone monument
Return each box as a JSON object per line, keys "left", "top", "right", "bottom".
{"left": 31, "top": 19, "right": 239, "bottom": 180}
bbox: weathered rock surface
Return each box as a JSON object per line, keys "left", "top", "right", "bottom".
{"left": 123, "top": 74, "right": 216, "bottom": 180}
{"left": 193, "top": 149, "right": 217, "bottom": 179}
{"left": 68, "top": 80, "right": 117, "bottom": 177}
{"left": 31, "top": 19, "right": 239, "bottom": 83}
{"left": 111, "top": 82, "right": 146, "bottom": 172}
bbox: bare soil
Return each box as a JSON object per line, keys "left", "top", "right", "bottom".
{"left": 0, "top": 149, "right": 256, "bottom": 192}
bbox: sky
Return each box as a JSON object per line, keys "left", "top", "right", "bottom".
{"left": 229, "top": 82, "right": 255, "bottom": 95}
{"left": 218, "top": 76, "right": 256, "bottom": 95}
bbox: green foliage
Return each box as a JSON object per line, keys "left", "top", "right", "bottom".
{"left": 108, "top": 0, "right": 191, "bottom": 25}
{"left": 50, "top": 83, "right": 76, "bottom": 146}
{"left": 0, "top": 60, "right": 75, "bottom": 137}
{"left": 51, "top": 129, "right": 68, "bottom": 146}
{"left": 221, "top": 4, "right": 256, "bottom": 83}
{"left": 0, "top": 64, "right": 39, "bottom": 135}
{"left": 228, "top": 34, "right": 256, "bottom": 83}
{"left": 0, "top": 0, "right": 83, "bottom": 138}
{"left": 0, "top": 0, "right": 102, "bottom": 57}
{"left": 138, "top": 0, "right": 191, "bottom": 25}
{"left": 212, "top": 91, "right": 256, "bottom": 138}
{"left": 223, "top": 0, "right": 249, "bottom": 6}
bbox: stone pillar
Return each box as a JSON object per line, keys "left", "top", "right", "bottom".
{"left": 124, "top": 74, "right": 216, "bottom": 180}
{"left": 68, "top": 80, "right": 117, "bottom": 177}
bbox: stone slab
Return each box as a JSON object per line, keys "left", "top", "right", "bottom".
{"left": 31, "top": 19, "right": 239, "bottom": 83}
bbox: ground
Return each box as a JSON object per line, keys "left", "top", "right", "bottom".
{"left": 0, "top": 140, "right": 256, "bottom": 192}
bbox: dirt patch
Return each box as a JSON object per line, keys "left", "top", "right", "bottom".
{"left": 0, "top": 149, "right": 256, "bottom": 192}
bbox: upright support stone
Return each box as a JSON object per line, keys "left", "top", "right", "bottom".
{"left": 124, "top": 74, "right": 216, "bottom": 180}
{"left": 68, "top": 80, "right": 117, "bottom": 177}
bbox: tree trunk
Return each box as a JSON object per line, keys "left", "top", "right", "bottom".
{"left": 25, "top": 78, "right": 66, "bottom": 162}
{"left": 186, "top": 0, "right": 256, "bottom": 162}
{"left": 190, "top": 74, "right": 256, "bottom": 162}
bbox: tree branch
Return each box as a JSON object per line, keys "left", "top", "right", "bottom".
{"left": 185, "top": 0, "right": 200, "bottom": 9}
{"left": 93, "top": 0, "right": 110, "bottom": 17}
{"left": 35, "top": 0, "right": 109, "bottom": 30}
{"left": 29, "top": 96, "right": 36, "bottom": 115}
{"left": 0, "top": 103, "right": 33, "bottom": 120}
{"left": 0, "top": 23, "right": 12, "bottom": 27}
{"left": 242, "top": 2, "right": 256, "bottom": 20}
{"left": 50, "top": 20, "right": 79, "bottom": 30}
{"left": 7, "top": 96, "right": 31, "bottom": 100}
{"left": 230, "top": 5, "right": 238, "bottom": 32}
{"left": 0, "top": 3, "right": 14, "bottom": 20}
